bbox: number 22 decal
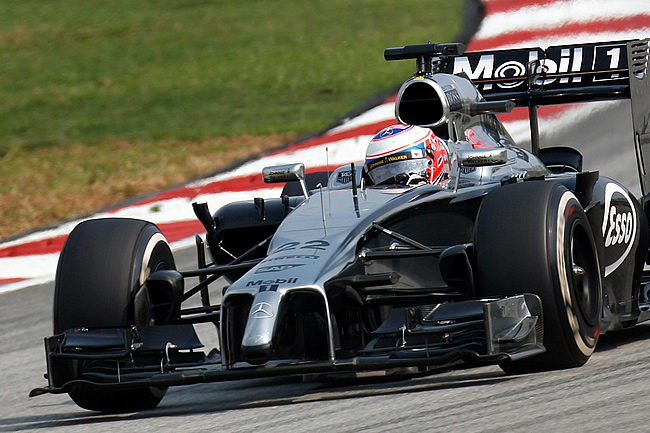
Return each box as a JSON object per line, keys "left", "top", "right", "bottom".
{"left": 276, "top": 240, "right": 330, "bottom": 252}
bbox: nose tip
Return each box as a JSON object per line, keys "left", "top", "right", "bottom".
{"left": 241, "top": 342, "right": 273, "bottom": 365}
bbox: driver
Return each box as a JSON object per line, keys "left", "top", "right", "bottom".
{"left": 363, "top": 124, "right": 450, "bottom": 187}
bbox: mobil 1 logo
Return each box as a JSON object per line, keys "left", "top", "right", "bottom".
{"left": 246, "top": 277, "right": 299, "bottom": 293}
{"left": 450, "top": 41, "right": 629, "bottom": 94}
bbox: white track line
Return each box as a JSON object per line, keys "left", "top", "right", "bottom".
{"left": 477, "top": 0, "right": 650, "bottom": 41}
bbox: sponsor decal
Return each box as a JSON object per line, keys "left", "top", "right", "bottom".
{"left": 368, "top": 152, "right": 408, "bottom": 170}
{"left": 451, "top": 42, "right": 627, "bottom": 93}
{"left": 337, "top": 169, "right": 353, "bottom": 184}
{"left": 269, "top": 168, "right": 290, "bottom": 177}
{"left": 460, "top": 166, "right": 476, "bottom": 174}
{"left": 246, "top": 278, "right": 299, "bottom": 287}
{"left": 250, "top": 302, "right": 274, "bottom": 319}
{"left": 464, "top": 154, "right": 500, "bottom": 165}
{"left": 255, "top": 264, "right": 305, "bottom": 274}
{"left": 443, "top": 85, "right": 462, "bottom": 111}
{"left": 262, "top": 254, "right": 320, "bottom": 263}
{"left": 465, "top": 128, "right": 488, "bottom": 149}
{"left": 601, "top": 183, "right": 637, "bottom": 277}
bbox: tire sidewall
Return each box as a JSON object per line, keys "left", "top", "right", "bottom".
{"left": 131, "top": 225, "right": 175, "bottom": 326}
{"left": 548, "top": 188, "right": 601, "bottom": 362}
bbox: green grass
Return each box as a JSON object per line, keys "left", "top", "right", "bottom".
{"left": 0, "top": 0, "right": 463, "bottom": 239}
{"left": 0, "top": 0, "right": 463, "bottom": 153}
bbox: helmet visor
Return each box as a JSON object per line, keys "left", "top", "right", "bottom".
{"left": 367, "top": 158, "right": 430, "bottom": 185}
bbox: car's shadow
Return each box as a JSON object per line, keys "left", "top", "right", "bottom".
{"left": 14, "top": 366, "right": 511, "bottom": 430}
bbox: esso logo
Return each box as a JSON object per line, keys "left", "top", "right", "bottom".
{"left": 601, "top": 183, "right": 637, "bottom": 277}
{"left": 604, "top": 206, "right": 634, "bottom": 247}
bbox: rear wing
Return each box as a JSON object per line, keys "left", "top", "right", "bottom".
{"left": 445, "top": 40, "right": 650, "bottom": 195}
{"left": 446, "top": 40, "right": 644, "bottom": 104}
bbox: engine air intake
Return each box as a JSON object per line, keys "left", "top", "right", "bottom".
{"left": 395, "top": 78, "right": 448, "bottom": 128}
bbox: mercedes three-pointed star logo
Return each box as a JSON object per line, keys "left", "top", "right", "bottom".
{"left": 251, "top": 302, "right": 274, "bottom": 318}
{"left": 378, "top": 126, "right": 394, "bottom": 137}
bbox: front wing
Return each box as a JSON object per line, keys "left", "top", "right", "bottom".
{"left": 31, "top": 294, "right": 543, "bottom": 396}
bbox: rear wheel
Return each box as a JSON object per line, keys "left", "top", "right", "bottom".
{"left": 475, "top": 181, "right": 601, "bottom": 373}
{"left": 54, "top": 218, "right": 175, "bottom": 412}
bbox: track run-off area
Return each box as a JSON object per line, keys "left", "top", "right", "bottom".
{"left": 1, "top": 1, "right": 650, "bottom": 431}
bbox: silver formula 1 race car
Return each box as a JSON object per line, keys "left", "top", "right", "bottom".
{"left": 32, "top": 39, "right": 650, "bottom": 413}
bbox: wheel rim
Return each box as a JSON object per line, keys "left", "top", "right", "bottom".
{"left": 568, "top": 219, "right": 600, "bottom": 328}
{"left": 134, "top": 235, "right": 175, "bottom": 327}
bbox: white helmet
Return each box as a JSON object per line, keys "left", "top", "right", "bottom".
{"left": 363, "top": 124, "right": 449, "bottom": 186}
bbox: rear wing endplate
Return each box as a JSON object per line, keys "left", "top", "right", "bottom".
{"left": 629, "top": 41, "right": 650, "bottom": 195}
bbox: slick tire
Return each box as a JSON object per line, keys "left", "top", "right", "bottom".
{"left": 54, "top": 218, "right": 175, "bottom": 412}
{"left": 475, "top": 181, "right": 601, "bottom": 373}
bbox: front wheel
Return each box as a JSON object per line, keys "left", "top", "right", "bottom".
{"left": 54, "top": 218, "right": 175, "bottom": 412}
{"left": 475, "top": 181, "right": 602, "bottom": 373}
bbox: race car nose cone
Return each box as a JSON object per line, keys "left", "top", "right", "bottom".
{"left": 241, "top": 291, "right": 282, "bottom": 364}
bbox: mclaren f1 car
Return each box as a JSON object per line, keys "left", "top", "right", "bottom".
{"left": 31, "top": 38, "right": 650, "bottom": 412}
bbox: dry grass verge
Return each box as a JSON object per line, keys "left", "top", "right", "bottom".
{"left": 0, "top": 135, "right": 295, "bottom": 240}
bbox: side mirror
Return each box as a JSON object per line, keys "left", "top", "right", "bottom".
{"left": 263, "top": 163, "right": 308, "bottom": 199}
{"left": 457, "top": 148, "right": 508, "bottom": 167}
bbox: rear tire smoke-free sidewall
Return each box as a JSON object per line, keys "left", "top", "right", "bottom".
{"left": 475, "top": 181, "right": 601, "bottom": 373}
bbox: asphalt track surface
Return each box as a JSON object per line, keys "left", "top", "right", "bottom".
{"left": 2, "top": 102, "right": 650, "bottom": 433}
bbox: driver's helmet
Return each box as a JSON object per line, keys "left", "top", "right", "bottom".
{"left": 363, "top": 124, "right": 449, "bottom": 186}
